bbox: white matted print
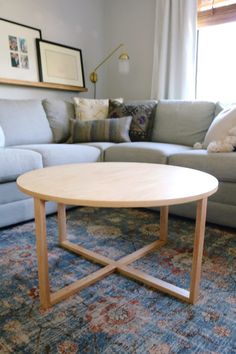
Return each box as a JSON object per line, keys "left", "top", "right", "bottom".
{"left": 0, "top": 18, "right": 41, "bottom": 81}
{"left": 36, "top": 39, "right": 85, "bottom": 87}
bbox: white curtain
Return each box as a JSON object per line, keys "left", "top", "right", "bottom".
{"left": 151, "top": 0, "right": 197, "bottom": 100}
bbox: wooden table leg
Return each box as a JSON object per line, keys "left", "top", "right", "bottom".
{"left": 34, "top": 198, "right": 51, "bottom": 309}
{"left": 57, "top": 203, "right": 67, "bottom": 245}
{"left": 189, "top": 198, "right": 208, "bottom": 304}
{"left": 160, "top": 206, "right": 169, "bottom": 242}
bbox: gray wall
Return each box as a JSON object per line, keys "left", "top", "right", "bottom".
{"left": 104, "top": 0, "right": 156, "bottom": 100}
{"left": 0, "top": 0, "right": 156, "bottom": 100}
{"left": 0, "top": 0, "right": 106, "bottom": 100}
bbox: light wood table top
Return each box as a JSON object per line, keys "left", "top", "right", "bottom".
{"left": 17, "top": 162, "right": 218, "bottom": 207}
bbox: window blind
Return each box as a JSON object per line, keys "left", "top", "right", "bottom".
{"left": 198, "top": 0, "right": 236, "bottom": 27}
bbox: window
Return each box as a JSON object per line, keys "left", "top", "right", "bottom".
{"left": 196, "top": 0, "right": 236, "bottom": 102}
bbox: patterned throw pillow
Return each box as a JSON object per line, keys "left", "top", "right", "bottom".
{"left": 73, "top": 98, "right": 124, "bottom": 121}
{"left": 108, "top": 100, "right": 157, "bottom": 141}
{"left": 71, "top": 116, "right": 132, "bottom": 143}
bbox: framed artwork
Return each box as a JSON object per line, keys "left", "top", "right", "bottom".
{"left": 0, "top": 18, "right": 42, "bottom": 81}
{"left": 36, "top": 39, "right": 85, "bottom": 87}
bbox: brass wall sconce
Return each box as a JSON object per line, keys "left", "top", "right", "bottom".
{"left": 90, "top": 43, "right": 130, "bottom": 98}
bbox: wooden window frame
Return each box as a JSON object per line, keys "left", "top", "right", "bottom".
{"left": 198, "top": 3, "right": 236, "bottom": 27}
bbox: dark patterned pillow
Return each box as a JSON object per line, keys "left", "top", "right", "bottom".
{"left": 71, "top": 116, "right": 132, "bottom": 143}
{"left": 108, "top": 100, "right": 157, "bottom": 141}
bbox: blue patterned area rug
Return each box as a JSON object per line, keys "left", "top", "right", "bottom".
{"left": 0, "top": 207, "right": 235, "bottom": 354}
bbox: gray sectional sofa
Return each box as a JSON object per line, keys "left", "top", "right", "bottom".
{"left": 0, "top": 98, "right": 235, "bottom": 229}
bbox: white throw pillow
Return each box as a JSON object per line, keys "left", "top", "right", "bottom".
{"left": 207, "top": 136, "right": 236, "bottom": 153}
{"left": 73, "top": 97, "right": 123, "bottom": 121}
{"left": 74, "top": 98, "right": 109, "bottom": 121}
{"left": 203, "top": 106, "right": 236, "bottom": 149}
{"left": 0, "top": 126, "right": 5, "bottom": 147}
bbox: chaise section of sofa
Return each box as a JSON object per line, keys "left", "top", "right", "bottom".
{"left": 0, "top": 99, "right": 102, "bottom": 228}
{"left": 102, "top": 99, "right": 236, "bottom": 227}
{"left": 168, "top": 149, "right": 236, "bottom": 228}
{"left": 0, "top": 147, "right": 42, "bottom": 227}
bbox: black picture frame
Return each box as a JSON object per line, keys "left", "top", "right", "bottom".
{"left": 0, "top": 18, "right": 42, "bottom": 81}
{"left": 36, "top": 39, "right": 85, "bottom": 88}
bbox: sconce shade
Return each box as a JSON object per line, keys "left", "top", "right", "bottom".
{"left": 118, "top": 52, "right": 130, "bottom": 74}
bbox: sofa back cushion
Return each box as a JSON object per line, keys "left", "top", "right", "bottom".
{"left": 0, "top": 99, "right": 53, "bottom": 146}
{"left": 151, "top": 100, "right": 216, "bottom": 146}
{"left": 42, "top": 99, "right": 75, "bottom": 143}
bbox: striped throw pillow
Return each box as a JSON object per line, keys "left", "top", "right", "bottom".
{"left": 71, "top": 116, "right": 132, "bottom": 143}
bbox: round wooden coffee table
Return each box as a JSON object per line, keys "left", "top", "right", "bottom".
{"left": 17, "top": 162, "right": 218, "bottom": 309}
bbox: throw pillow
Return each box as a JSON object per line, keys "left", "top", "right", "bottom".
{"left": 207, "top": 135, "right": 236, "bottom": 153}
{"left": 71, "top": 116, "right": 132, "bottom": 143}
{"left": 0, "top": 126, "right": 5, "bottom": 147}
{"left": 203, "top": 106, "right": 236, "bottom": 149}
{"left": 108, "top": 100, "right": 157, "bottom": 141}
{"left": 42, "top": 99, "right": 75, "bottom": 143}
{"left": 73, "top": 98, "right": 123, "bottom": 121}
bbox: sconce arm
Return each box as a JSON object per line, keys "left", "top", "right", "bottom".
{"left": 90, "top": 43, "right": 125, "bottom": 84}
{"left": 93, "top": 43, "right": 124, "bottom": 72}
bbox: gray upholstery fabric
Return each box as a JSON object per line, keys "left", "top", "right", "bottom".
{"left": 169, "top": 150, "right": 236, "bottom": 182}
{"left": 0, "top": 199, "right": 57, "bottom": 228}
{"left": 42, "top": 99, "right": 75, "bottom": 143}
{"left": 0, "top": 148, "right": 43, "bottom": 183}
{"left": 13, "top": 144, "right": 101, "bottom": 167}
{"left": 151, "top": 181, "right": 236, "bottom": 228}
{"left": 81, "top": 142, "right": 115, "bottom": 161}
{"left": 0, "top": 182, "right": 29, "bottom": 204}
{"left": 209, "top": 181, "right": 236, "bottom": 206}
{"left": 170, "top": 200, "right": 236, "bottom": 229}
{"left": 105, "top": 142, "right": 191, "bottom": 164}
{"left": 0, "top": 99, "right": 53, "bottom": 146}
{"left": 152, "top": 100, "right": 216, "bottom": 146}
{"left": 214, "top": 101, "right": 224, "bottom": 117}
{"left": 81, "top": 142, "right": 116, "bottom": 151}
{"left": 0, "top": 126, "right": 5, "bottom": 147}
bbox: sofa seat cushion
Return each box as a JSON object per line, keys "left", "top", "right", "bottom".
{"left": 169, "top": 150, "right": 236, "bottom": 182}
{"left": 105, "top": 142, "right": 192, "bottom": 164}
{"left": 13, "top": 144, "right": 101, "bottom": 167}
{"left": 0, "top": 99, "right": 53, "bottom": 146}
{"left": 0, "top": 148, "right": 43, "bottom": 183}
{"left": 152, "top": 100, "right": 216, "bottom": 146}
{"left": 81, "top": 142, "right": 116, "bottom": 151}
